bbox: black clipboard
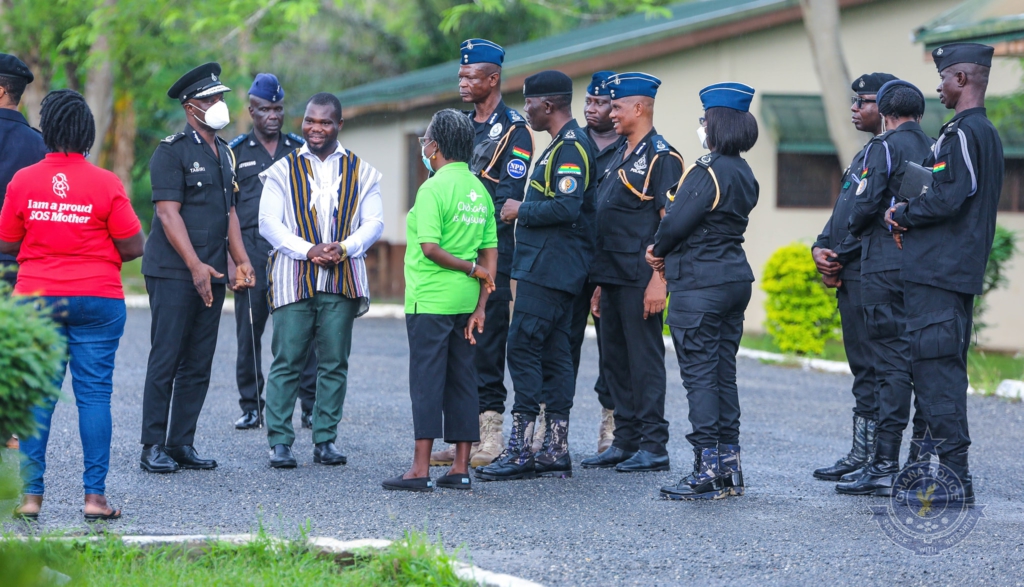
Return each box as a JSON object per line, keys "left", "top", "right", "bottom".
{"left": 899, "top": 161, "right": 933, "bottom": 200}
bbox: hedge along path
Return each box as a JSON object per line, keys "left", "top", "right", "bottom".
{"left": 761, "top": 242, "right": 842, "bottom": 356}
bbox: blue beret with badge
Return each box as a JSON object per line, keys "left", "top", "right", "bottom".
{"left": 932, "top": 42, "right": 994, "bottom": 72}
{"left": 699, "top": 82, "right": 755, "bottom": 112}
{"left": 460, "top": 39, "right": 504, "bottom": 66}
{"left": 607, "top": 72, "right": 661, "bottom": 100}
{"left": 587, "top": 71, "right": 615, "bottom": 97}
{"left": 248, "top": 73, "right": 284, "bottom": 103}
{"left": 0, "top": 53, "right": 34, "bottom": 83}
{"left": 168, "top": 62, "right": 231, "bottom": 103}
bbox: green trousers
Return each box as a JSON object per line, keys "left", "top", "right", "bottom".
{"left": 265, "top": 293, "right": 359, "bottom": 447}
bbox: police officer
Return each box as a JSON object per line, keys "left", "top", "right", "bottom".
{"left": 650, "top": 82, "right": 759, "bottom": 500}
{"left": 580, "top": 73, "right": 681, "bottom": 473}
{"left": 0, "top": 53, "right": 47, "bottom": 289}
{"left": 809, "top": 73, "right": 893, "bottom": 482}
{"left": 140, "top": 63, "right": 256, "bottom": 473}
{"left": 835, "top": 80, "right": 933, "bottom": 497}
{"left": 228, "top": 73, "right": 317, "bottom": 431}
{"left": 430, "top": 38, "right": 533, "bottom": 469}
{"left": 475, "top": 70, "right": 597, "bottom": 482}
{"left": 570, "top": 70, "right": 626, "bottom": 453}
{"left": 886, "top": 43, "right": 1003, "bottom": 505}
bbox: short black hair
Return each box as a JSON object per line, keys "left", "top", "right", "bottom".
{"left": 426, "top": 108, "right": 474, "bottom": 163}
{"left": 879, "top": 86, "right": 924, "bottom": 119}
{"left": 705, "top": 106, "right": 758, "bottom": 156}
{"left": 541, "top": 94, "right": 572, "bottom": 112}
{"left": 40, "top": 89, "right": 95, "bottom": 154}
{"left": 307, "top": 92, "right": 342, "bottom": 122}
{"left": 0, "top": 74, "right": 28, "bottom": 105}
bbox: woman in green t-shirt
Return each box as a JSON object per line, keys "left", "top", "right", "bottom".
{"left": 382, "top": 109, "right": 498, "bottom": 492}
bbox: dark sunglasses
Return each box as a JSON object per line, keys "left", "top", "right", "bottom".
{"left": 851, "top": 96, "right": 876, "bottom": 108}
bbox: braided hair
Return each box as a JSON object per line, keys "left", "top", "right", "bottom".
{"left": 40, "top": 89, "right": 95, "bottom": 154}
{"left": 427, "top": 108, "right": 474, "bottom": 163}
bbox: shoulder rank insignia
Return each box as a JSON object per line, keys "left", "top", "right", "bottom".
{"left": 564, "top": 129, "right": 576, "bottom": 140}
{"left": 161, "top": 132, "right": 185, "bottom": 144}
{"left": 285, "top": 132, "right": 305, "bottom": 146}
{"left": 228, "top": 134, "right": 247, "bottom": 149}
{"left": 507, "top": 108, "right": 523, "bottom": 123}
{"left": 652, "top": 135, "right": 671, "bottom": 153}
{"left": 696, "top": 153, "right": 715, "bottom": 168}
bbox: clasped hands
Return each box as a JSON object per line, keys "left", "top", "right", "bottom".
{"left": 884, "top": 202, "right": 908, "bottom": 250}
{"left": 500, "top": 199, "right": 521, "bottom": 224}
{"left": 307, "top": 242, "right": 347, "bottom": 266}
{"left": 811, "top": 246, "right": 843, "bottom": 289}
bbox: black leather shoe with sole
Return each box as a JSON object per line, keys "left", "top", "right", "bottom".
{"left": 615, "top": 449, "right": 670, "bottom": 472}
{"left": 140, "top": 445, "right": 180, "bottom": 474}
{"left": 313, "top": 442, "right": 347, "bottom": 465}
{"left": 235, "top": 410, "right": 261, "bottom": 430}
{"left": 269, "top": 444, "right": 297, "bottom": 468}
{"left": 580, "top": 446, "right": 636, "bottom": 469}
{"left": 166, "top": 445, "right": 218, "bottom": 470}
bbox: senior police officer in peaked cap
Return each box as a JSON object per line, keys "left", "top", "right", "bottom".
{"left": 581, "top": 73, "right": 683, "bottom": 473}
{"left": 228, "top": 73, "right": 318, "bottom": 431}
{"left": 475, "top": 70, "right": 597, "bottom": 482}
{"left": 430, "top": 38, "right": 534, "bottom": 469}
{"left": 140, "top": 62, "right": 256, "bottom": 473}
{"left": 0, "top": 53, "right": 48, "bottom": 290}
{"left": 885, "top": 43, "right": 1003, "bottom": 505}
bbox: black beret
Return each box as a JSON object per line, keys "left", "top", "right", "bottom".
{"left": 523, "top": 70, "right": 573, "bottom": 98}
{"left": 851, "top": 72, "right": 897, "bottom": 94}
{"left": 933, "top": 43, "right": 994, "bottom": 72}
{"left": 0, "top": 53, "right": 34, "bottom": 83}
{"left": 167, "top": 62, "right": 231, "bottom": 103}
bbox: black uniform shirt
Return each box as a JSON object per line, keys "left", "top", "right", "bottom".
{"left": 653, "top": 152, "right": 758, "bottom": 292}
{"left": 0, "top": 108, "right": 47, "bottom": 263}
{"left": 891, "top": 107, "right": 1003, "bottom": 295}
{"left": 812, "top": 146, "right": 868, "bottom": 282}
{"left": 230, "top": 131, "right": 303, "bottom": 233}
{"left": 466, "top": 101, "right": 533, "bottom": 282}
{"left": 592, "top": 129, "right": 683, "bottom": 288}
{"left": 142, "top": 124, "right": 236, "bottom": 284}
{"left": 586, "top": 127, "right": 627, "bottom": 187}
{"left": 512, "top": 119, "right": 597, "bottom": 295}
{"left": 839, "top": 121, "right": 933, "bottom": 275}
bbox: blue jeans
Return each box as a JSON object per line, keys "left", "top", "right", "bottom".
{"left": 19, "top": 296, "right": 126, "bottom": 496}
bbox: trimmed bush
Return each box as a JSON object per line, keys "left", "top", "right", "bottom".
{"left": 761, "top": 242, "right": 841, "bottom": 356}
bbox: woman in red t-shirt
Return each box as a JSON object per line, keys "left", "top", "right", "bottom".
{"left": 0, "top": 89, "right": 144, "bottom": 522}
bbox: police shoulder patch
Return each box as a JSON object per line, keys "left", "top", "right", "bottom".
{"left": 228, "top": 134, "right": 248, "bottom": 149}
{"left": 162, "top": 132, "right": 185, "bottom": 144}
{"left": 695, "top": 153, "right": 716, "bottom": 168}
{"left": 558, "top": 176, "right": 578, "bottom": 194}
{"left": 652, "top": 134, "right": 671, "bottom": 153}
{"left": 506, "top": 158, "right": 528, "bottom": 179}
{"left": 287, "top": 132, "right": 305, "bottom": 145}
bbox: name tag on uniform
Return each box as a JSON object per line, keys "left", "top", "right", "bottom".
{"left": 238, "top": 160, "right": 257, "bottom": 169}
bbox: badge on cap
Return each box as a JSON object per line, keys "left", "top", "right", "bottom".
{"left": 937, "top": 48, "right": 944, "bottom": 55}
{"left": 859, "top": 79, "right": 865, "bottom": 88}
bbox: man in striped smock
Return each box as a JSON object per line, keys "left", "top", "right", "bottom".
{"left": 258, "top": 92, "right": 384, "bottom": 469}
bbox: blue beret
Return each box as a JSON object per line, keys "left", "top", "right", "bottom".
{"left": 877, "top": 80, "right": 925, "bottom": 116}
{"left": 587, "top": 71, "right": 615, "bottom": 97}
{"left": 249, "top": 73, "right": 284, "bottom": 103}
{"left": 699, "top": 82, "right": 755, "bottom": 113}
{"left": 460, "top": 39, "right": 504, "bottom": 66}
{"left": 933, "top": 43, "right": 994, "bottom": 71}
{"left": 607, "top": 72, "right": 661, "bottom": 100}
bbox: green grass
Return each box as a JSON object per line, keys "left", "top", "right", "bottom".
{"left": 0, "top": 531, "right": 473, "bottom": 587}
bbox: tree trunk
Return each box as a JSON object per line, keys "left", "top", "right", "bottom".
{"left": 20, "top": 45, "right": 49, "bottom": 127}
{"left": 85, "top": 33, "right": 115, "bottom": 165}
{"left": 111, "top": 91, "right": 136, "bottom": 198}
{"left": 799, "top": 0, "right": 861, "bottom": 167}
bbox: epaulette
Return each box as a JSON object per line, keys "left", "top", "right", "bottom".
{"left": 652, "top": 135, "right": 672, "bottom": 154}
{"left": 228, "top": 134, "right": 248, "bottom": 149}
{"left": 161, "top": 132, "right": 185, "bottom": 144}
{"left": 506, "top": 107, "right": 527, "bottom": 125}
{"left": 694, "top": 152, "right": 718, "bottom": 169}
{"left": 561, "top": 128, "right": 579, "bottom": 142}
{"left": 943, "top": 118, "right": 961, "bottom": 135}
{"left": 286, "top": 132, "right": 305, "bottom": 145}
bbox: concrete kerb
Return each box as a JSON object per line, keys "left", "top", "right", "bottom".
{"left": 9, "top": 534, "right": 544, "bottom": 587}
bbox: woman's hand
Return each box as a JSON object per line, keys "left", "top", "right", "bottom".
{"left": 464, "top": 307, "right": 486, "bottom": 345}
{"left": 471, "top": 264, "right": 496, "bottom": 294}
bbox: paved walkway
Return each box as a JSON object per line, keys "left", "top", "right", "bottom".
{"left": 3, "top": 310, "right": 1023, "bottom": 585}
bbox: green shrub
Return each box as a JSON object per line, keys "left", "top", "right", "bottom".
{"left": 0, "top": 288, "right": 66, "bottom": 441}
{"left": 974, "top": 224, "right": 1019, "bottom": 340}
{"left": 761, "top": 242, "right": 841, "bottom": 356}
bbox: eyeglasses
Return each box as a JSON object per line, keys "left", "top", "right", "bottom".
{"left": 850, "top": 96, "right": 876, "bottom": 108}
{"left": 417, "top": 136, "right": 434, "bottom": 147}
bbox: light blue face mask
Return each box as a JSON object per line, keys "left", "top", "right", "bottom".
{"left": 421, "top": 141, "right": 435, "bottom": 173}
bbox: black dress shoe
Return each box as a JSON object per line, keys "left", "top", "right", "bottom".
{"left": 235, "top": 410, "right": 261, "bottom": 429}
{"left": 581, "top": 446, "right": 636, "bottom": 469}
{"left": 166, "top": 445, "right": 218, "bottom": 470}
{"left": 615, "top": 449, "right": 670, "bottom": 472}
{"left": 436, "top": 473, "right": 472, "bottom": 490}
{"left": 313, "top": 442, "right": 347, "bottom": 465}
{"left": 140, "top": 445, "right": 180, "bottom": 474}
{"left": 300, "top": 411, "right": 313, "bottom": 429}
{"left": 269, "top": 444, "right": 297, "bottom": 469}
{"left": 381, "top": 474, "right": 433, "bottom": 492}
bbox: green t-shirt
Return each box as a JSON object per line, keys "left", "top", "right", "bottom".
{"left": 404, "top": 162, "right": 498, "bottom": 314}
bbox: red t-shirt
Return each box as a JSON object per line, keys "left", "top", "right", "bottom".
{"left": 0, "top": 153, "right": 141, "bottom": 299}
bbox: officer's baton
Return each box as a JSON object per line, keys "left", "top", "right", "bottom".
{"left": 246, "top": 286, "right": 263, "bottom": 429}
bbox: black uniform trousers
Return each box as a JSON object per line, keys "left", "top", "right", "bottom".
{"left": 668, "top": 282, "right": 750, "bottom": 449}
{"left": 141, "top": 276, "right": 225, "bottom": 447}
{"left": 836, "top": 279, "right": 878, "bottom": 419}
{"left": 904, "top": 282, "right": 973, "bottom": 464}
{"left": 600, "top": 284, "right": 668, "bottom": 454}
{"left": 566, "top": 281, "right": 612, "bottom": 410}
{"left": 862, "top": 270, "right": 926, "bottom": 446}
{"left": 234, "top": 229, "right": 316, "bottom": 414}
{"left": 406, "top": 313, "right": 480, "bottom": 442}
{"left": 475, "top": 272, "right": 511, "bottom": 414}
{"left": 507, "top": 280, "right": 576, "bottom": 419}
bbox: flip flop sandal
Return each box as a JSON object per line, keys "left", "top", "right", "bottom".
{"left": 84, "top": 508, "right": 122, "bottom": 522}
{"left": 13, "top": 509, "right": 39, "bottom": 522}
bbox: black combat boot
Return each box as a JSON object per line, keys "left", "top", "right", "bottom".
{"left": 660, "top": 447, "right": 726, "bottom": 501}
{"left": 814, "top": 415, "right": 876, "bottom": 481}
{"left": 475, "top": 413, "right": 536, "bottom": 482}
{"left": 916, "top": 451, "right": 974, "bottom": 505}
{"left": 534, "top": 416, "right": 572, "bottom": 478}
{"left": 835, "top": 440, "right": 900, "bottom": 496}
{"left": 718, "top": 444, "right": 743, "bottom": 496}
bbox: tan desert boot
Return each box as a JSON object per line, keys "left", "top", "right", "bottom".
{"left": 598, "top": 407, "right": 615, "bottom": 453}
{"left": 531, "top": 403, "right": 547, "bottom": 454}
{"left": 471, "top": 410, "right": 505, "bottom": 467}
{"left": 429, "top": 444, "right": 455, "bottom": 466}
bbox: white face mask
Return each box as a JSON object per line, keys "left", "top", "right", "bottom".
{"left": 697, "top": 125, "right": 708, "bottom": 150}
{"left": 192, "top": 100, "right": 230, "bottom": 130}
